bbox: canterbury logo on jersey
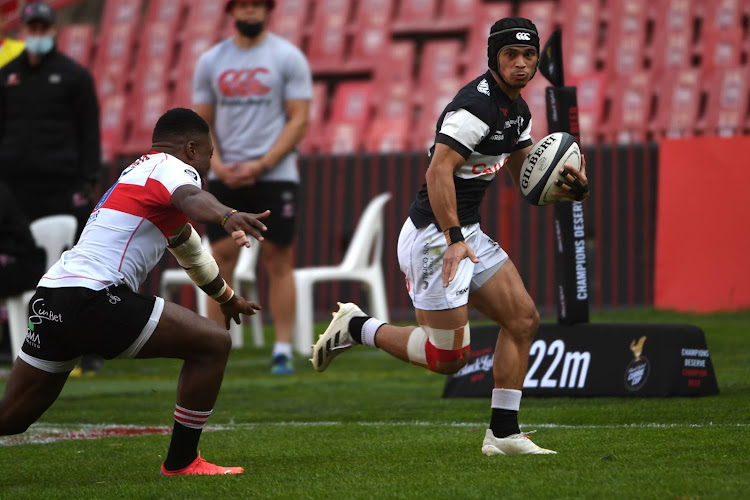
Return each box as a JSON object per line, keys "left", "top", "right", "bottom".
{"left": 516, "top": 32, "right": 531, "bottom": 41}
{"left": 218, "top": 68, "right": 271, "bottom": 97}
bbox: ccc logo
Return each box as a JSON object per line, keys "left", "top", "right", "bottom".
{"left": 516, "top": 32, "right": 532, "bottom": 41}
{"left": 218, "top": 68, "right": 271, "bottom": 97}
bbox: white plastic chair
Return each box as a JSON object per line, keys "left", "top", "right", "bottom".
{"left": 293, "top": 192, "right": 391, "bottom": 355}
{"left": 159, "top": 235, "right": 264, "bottom": 349}
{"left": 6, "top": 214, "right": 78, "bottom": 361}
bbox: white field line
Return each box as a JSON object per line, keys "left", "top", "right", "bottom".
{"left": 1, "top": 421, "right": 747, "bottom": 447}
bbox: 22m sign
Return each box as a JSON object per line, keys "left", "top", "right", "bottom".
{"left": 523, "top": 339, "right": 591, "bottom": 389}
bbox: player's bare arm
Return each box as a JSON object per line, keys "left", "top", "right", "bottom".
{"left": 503, "top": 145, "right": 533, "bottom": 186}
{"left": 171, "top": 184, "right": 270, "bottom": 245}
{"left": 554, "top": 153, "right": 589, "bottom": 201}
{"left": 227, "top": 98, "right": 310, "bottom": 188}
{"left": 426, "top": 143, "right": 479, "bottom": 287}
{"left": 194, "top": 102, "right": 237, "bottom": 183}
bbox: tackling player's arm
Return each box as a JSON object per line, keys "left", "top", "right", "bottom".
{"left": 426, "top": 143, "right": 480, "bottom": 288}
{"left": 171, "top": 184, "right": 269, "bottom": 246}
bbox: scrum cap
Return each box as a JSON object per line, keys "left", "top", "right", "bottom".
{"left": 487, "top": 17, "right": 539, "bottom": 73}
{"left": 225, "top": 0, "right": 276, "bottom": 12}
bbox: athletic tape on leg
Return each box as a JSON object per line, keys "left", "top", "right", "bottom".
{"left": 406, "top": 324, "right": 470, "bottom": 370}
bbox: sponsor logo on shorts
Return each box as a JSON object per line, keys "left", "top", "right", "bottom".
{"left": 105, "top": 288, "right": 121, "bottom": 305}
{"left": 624, "top": 336, "right": 650, "bottom": 391}
{"left": 456, "top": 286, "right": 469, "bottom": 296}
{"left": 29, "top": 298, "right": 63, "bottom": 325}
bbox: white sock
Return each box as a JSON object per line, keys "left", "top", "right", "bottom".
{"left": 273, "top": 342, "right": 293, "bottom": 358}
{"left": 361, "top": 318, "right": 386, "bottom": 347}
{"left": 491, "top": 388, "right": 522, "bottom": 411}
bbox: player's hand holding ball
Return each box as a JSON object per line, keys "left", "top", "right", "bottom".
{"left": 519, "top": 132, "right": 589, "bottom": 206}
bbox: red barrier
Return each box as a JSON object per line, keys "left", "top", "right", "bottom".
{"left": 655, "top": 137, "right": 750, "bottom": 312}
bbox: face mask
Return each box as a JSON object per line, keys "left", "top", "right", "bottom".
{"left": 235, "top": 20, "right": 264, "bottom": 38}
{"left": 25, "top": 35, "right": 55, "bottom": 55}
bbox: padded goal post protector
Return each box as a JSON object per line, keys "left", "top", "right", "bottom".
{"left": 442, "top": 324, "right": 719, "bottom": 398}
{"left": 545, "top": 85, "right": 590, "bottom": 325}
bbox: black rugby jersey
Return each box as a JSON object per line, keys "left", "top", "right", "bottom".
{"left": 408, "top": 71, "right": 533, "bottom": 229}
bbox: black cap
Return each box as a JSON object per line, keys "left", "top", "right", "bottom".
{"left": 487, "top": 17, "right": 539, "bottom": 73}
{"left": 22, "top": 2, "right": 55, "bottom": 25}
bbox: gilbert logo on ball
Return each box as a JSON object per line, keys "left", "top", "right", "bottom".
{"left": 520, "top": 132, "right": 581, "bottom": 206}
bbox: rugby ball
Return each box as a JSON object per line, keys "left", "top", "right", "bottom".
{"left": 519, "top": 132, "right": 581, "bottom": 206}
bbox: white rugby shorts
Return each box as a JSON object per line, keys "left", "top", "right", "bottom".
{"left": 397, "top": 218, "right": 508, "bottom": 311}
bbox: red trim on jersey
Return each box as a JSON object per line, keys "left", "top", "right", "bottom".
{"left": 99, "top": 178, "right": 189, "bottom": 239}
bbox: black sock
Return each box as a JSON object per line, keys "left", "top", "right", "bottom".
{"left": 490, "top": 408, "right": 521, "bottom": 438}
{"left": 348, "top": 316, "right": 370, "bottom": 344}
{"left": 164, "top": 422, "right": 202, "bottom": 470}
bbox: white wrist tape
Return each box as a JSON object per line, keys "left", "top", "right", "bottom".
{"left": 167, "top": 226, "right": 220, "bottom": 286}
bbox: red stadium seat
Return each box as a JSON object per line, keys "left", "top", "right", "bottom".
{"left": 650, "top": 68, "right": 702, "bottom": 139}
{"left": 411, "top": 77, "right": 462, "bottom": 152}
{"left": 173, "top": 22, "right": 220, "bottom": 84}
{"left": 518, "top": 0, "right": 557, "bottom": 45}
{"left": 99, "top": 93, "right": 128, "bottom": 162}
{"left": 568, "top": 72, "right": 607, "bottom": 145}
{"left": 100, "top": 0, "right": 142, "bottom": 28}
{"left": 306, "top": 0, "right": 353, "bottom": 73}
{"left": 464, "top": 2, "right": 513, "bottom": 76}
{"left": 648, "top": 0, "right": 696, "bottom": 71}
{"left": 603, "top": 0, "right": 648, "bottom": 75}
{"left": 121, "top": 90, "right": 172, "bottom": 156}
{"left": 393, "top": 0, "right": 438, "bottom": 33}
{"left": 436, "top": 0, "right": 479, "bottom": 31}
{"left": 321, "top": 81, "right": 374, "bottom": 153}
{"left": 602, "top": 71, "right": 652, "bottom": 144}
{"left": 559, "top": 0, "right": 600, "bottom": 78}
{"left": 183, "top": 0, "right": 224, "bottom": 39}
{"left": 348, "top": 0, "right": 396, "bottom": 72}
{"left": 701, "top": 66, "right": 750, "bottom": 137}
{"left": 374, "top": 79, "right": 414, "bottom": 121}
{"left": 57, "top": 24, "right": 95, "bottom": 69}
{"left": 145, "top": 0, "right": 184, "bottom": 26}
{"left": 373, "top": 40, "right": 416, "bottom": 86}
{"left": 364, "top": 118, "right": 411, "bottom": 153}
{"left": 268, "top": 0, "right": 311, "bottom": 46}
{"left": 700, "top": 27, "right": 743, "bottom": 71}
{"left": 417, "top": 39, "right": 462, "bottom": 91}
{"left": 298, "top": 81, "right": 328, "bottom": 154}
{"left": 93, "top": 23, "right": 137, "bottom": 98}
{"left": 133, "top": 22, "right": 178, "bottom": 91}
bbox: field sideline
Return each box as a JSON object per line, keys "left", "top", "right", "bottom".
{"left": 0, "top": 309, "right": 748, "bottom": 499}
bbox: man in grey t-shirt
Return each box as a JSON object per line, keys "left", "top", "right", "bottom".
{"left": 193, "top": 0, "right": 312, "bottom": 375}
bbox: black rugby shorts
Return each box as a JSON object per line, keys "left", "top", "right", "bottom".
{"left": 206, "top": 180, "right": 298, "bottom": 246}
{"left": 19, "top": 285, "right": 162, "bottom": 373}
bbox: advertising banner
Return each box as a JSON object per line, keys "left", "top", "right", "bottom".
{"left": 443, "top": 324, "right": 719, "bottom": 398}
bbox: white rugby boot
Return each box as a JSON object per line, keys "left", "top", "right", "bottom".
{"left": 310, "top": 302, "right": 367, "bottom": 372}
{"left": 481, "top": 429, "right": 557, "bottom": 455}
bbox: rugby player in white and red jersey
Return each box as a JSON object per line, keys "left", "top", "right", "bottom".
{"left": 0, "top": 108, "right": 269, "bottom": 475}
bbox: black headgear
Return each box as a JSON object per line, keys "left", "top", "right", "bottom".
{"left": 487, "top": 17, "right": 540, "bottom": 73}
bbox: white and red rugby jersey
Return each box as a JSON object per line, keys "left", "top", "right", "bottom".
{"left": 40, "top": 152, "right": 202, "bottom": 292}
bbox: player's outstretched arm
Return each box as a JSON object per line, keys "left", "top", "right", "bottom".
{"left": 171, "top": 184, "right": 270, "bottom": 245}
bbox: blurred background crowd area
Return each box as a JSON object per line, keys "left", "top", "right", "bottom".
{"left": 2, "top": 0, "right": 749, "bottom": 163}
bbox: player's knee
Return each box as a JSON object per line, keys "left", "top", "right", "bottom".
{"left": 506, "top": 305, "right": 539, "bottom": 342}
{"left": 407, "top": 324, "right": 471, "bottom": 375}
{"left": 201, "top": 327, "right": 232, "bottom": 362}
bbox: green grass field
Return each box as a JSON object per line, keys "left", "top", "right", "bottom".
{"left": 1, "top": 309, "right": 748, "bottom": 500}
